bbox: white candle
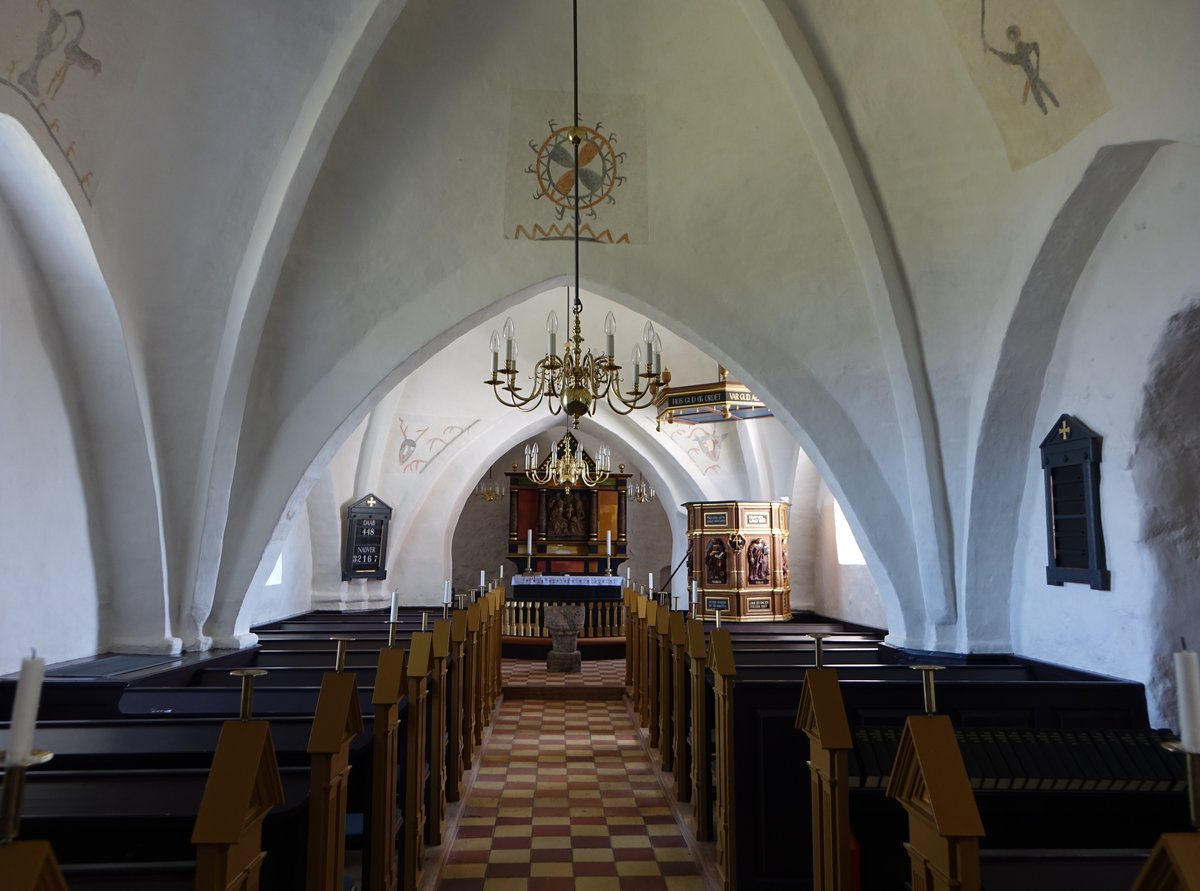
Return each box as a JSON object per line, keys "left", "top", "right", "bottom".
{"left": 389, "top": 590, "right": 399, "bottom": 624}
{"left": 443, "top": 580, "right": 451, "bottom": 604}
{"left": 648, "top": 572, "right": 654, "bottom": 592}
{"left": 480, "top": 569, "right": 486, "bottom": 587}
{"left": 8, "top": 652, "right": 45, "bottom": 763}
{"left": 626, "top": 565, "right": 631, "bottom": 581}
{"left": 1176, "top": 648, "right": 1200, "bottom": 752}
{"left": 715, "top": 610, "right": 722, "bottom": 629}
{"left": 527, "top": 529, "right": 533, "bottom": 554}
{"left": 691, "top": 579, "right": 698, "bottom": 604}
{"left": 500, "top": 565, "right": 505, "bottom": 579}
{"left": 606, "top": 530, "right": 612, "bottom": 555}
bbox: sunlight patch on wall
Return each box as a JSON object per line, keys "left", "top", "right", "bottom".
{"left": 834, "top": 501, "right": 865, "bottom": 566}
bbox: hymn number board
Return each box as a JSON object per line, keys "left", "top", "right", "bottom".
{"left": 342, "top": 493, "right": 392, "bottom": 581}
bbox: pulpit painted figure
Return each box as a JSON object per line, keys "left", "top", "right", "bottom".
{"left": 705, "top": 538, "right": 728, "bottom": 585}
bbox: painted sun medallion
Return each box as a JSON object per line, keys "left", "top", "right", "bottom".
{"left": 530, "top": 120, "right": 623, "bottom": 220}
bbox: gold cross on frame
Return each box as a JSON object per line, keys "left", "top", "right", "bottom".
{"left": 366, "top": 496, "right": 377, "bottom": 507}
{"left": 1058, "top": 420, "right": 1071, "bottom": 441}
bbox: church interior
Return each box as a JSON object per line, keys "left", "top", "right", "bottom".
{"left": 3, "top": 0, "right": 1200, "bottom": 888}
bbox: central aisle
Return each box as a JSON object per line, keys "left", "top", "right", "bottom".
{"left": 435, "top": 696, "right": 710, "bottom": 890}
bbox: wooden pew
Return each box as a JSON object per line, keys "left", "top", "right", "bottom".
{"left": 886, "top": 712, "right": 985, "bottom": 891}
{"left": 711, "top": 630, "right": 737, "bottom": 891}
{"left": 192, "top": 718, "right": 285, "bottom": 891}
{"left": 402, "top": 633, "right": 431, "bottom": 891}
{"left": 645, "top": 601, "right": 660, "bottom": 747}
{"left": 428, "top": 619, "right": 451, "bottom": 846}
{"left": 656, "top": 605, "right": 673, "bottom": 771}
{"left": 368, "top": 646, "right": 406, "bottom": 891}
{"left": 669, "top": 611, "right": 691, "bottom": 803}
{"left": 797, "top": 668, "right": 853, "bottom": 891}
{"left": 682, "top": 624, "right": 1169, "bottom": 890}
{"left": 446, "top": 610, "right": 468, "bottom": 804}
{"left": 687, "top": 619, "right": 712, "bottom": 841}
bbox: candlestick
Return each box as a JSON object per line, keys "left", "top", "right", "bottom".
{"left": 7, "top": 653, "right": 44, "bottom": 765}
{"left": 389, "top": 590, "right": 399, "bottom": 624}
{"left": 1176, "top": 648, "right": 1200, "bottom": 752}
{"left": 388, "top": 618, "right": 398, "bottom": 648}
{"left": 230, "top": 669, "right": 268, "bottom": 720}
{"left": 0, "top": 749, "right": 54, "bottom": 844}
{"left": 809, "top": 632, "right": 831, "bottom": 669}
{"left": 443, "top": 603, "right": 449, "bottom": 620}
{"left": 332, "top": 637, "right": 354, "bottom": 672}
{"left": 911, "top": 665, "right": 944, "bottom": 715}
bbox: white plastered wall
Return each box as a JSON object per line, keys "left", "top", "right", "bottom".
{"left": 1013, "top": 143, "right": 1200, "bottom": 725}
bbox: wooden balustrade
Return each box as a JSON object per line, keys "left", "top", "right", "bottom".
{"left": 500, "top": 599, "right": 626, "bottom": 639}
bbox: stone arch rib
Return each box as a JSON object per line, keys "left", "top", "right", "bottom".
{"left": 737, "top": 0, "right": 955, "bottom": 643}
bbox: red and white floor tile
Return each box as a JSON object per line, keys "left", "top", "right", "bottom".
{"left": 435, "top": 698, "right": 709, "bottom": 890}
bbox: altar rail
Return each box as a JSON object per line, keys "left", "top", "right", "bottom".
{"left": 502, "top": 599, "right": 627, "bottom": 639}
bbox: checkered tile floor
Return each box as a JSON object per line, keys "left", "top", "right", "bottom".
{"left": 501, "top": 658, "right": 627, "bottom": 688}
{"left": 436, "top": 699, "right": 708, "bottom": 890}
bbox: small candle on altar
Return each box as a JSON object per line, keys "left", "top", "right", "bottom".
{"left": 527, "top": 528, "right": 533, "bottom": 554}
{"left": 8, "top": 650, "right": 45, "bottom": 763}
{"left": 389, "top": 590, "right": 399, "bottom": 624}
{"left": 1176, "top": 641, "right": 1200, "bottom": 752}
{"left": 606, "top": 530, "right": 612, "bottom": 555}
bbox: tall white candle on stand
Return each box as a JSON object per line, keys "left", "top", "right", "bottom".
{"left": 443, "top": 580, "right": 451, "bottom": 605}
{"left": 527, "top": 529, "right": 533, "bottom": 554}
{"left": 606, "top": 531, "right": 612, "bottom": 555}
{"left": 648, "top": 572, "right": 654, "bottom": 592}
{"left": 1175, "top": 645, "right": 1200, "bottom": 751}
{"left": 389, "top": 590, "right": 399, "bottom": 624}
{"left": 480, "top": 569, "right": 486, "bottom": 587}
{"left": 8, "top": 651, "right": 45, "bottom": 763}
{"left": 500, "top": 565, "right": 504, "bottom": 579}
{"left": 691, "top": 580, "right": 698, "bottom": 605}
{"left": 626, "top": 565, "right": 631, "bottom": 581}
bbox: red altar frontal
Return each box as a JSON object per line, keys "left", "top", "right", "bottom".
{"left": 687, "top": 500, "right": 791, "bottom": 622}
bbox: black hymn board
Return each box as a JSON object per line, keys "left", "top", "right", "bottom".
{"left": 1040, "top": 414, "right": 1109, "bottom": 590}
{"left": 342, "top": 493, "right": 392, "bottom": 581}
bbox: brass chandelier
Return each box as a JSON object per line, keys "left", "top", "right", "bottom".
{"left": 525, "top": 431, "right": 611, "bottom": 489}
{"left": 473, "top": 468, "right": 505, "bottom": 502}
{"left": 485, "top": 0, "right": 666, "bottom": 429}
{"left": 627, "top": 473, "right": 656, "bottom": 504}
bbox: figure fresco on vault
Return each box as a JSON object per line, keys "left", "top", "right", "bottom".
{"left": 981, "top": 1, "right": 1059, "bottom": 115}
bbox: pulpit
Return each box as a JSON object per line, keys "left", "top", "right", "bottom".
{"left": 687, "top": 500, "right": 791, "bottom": 622}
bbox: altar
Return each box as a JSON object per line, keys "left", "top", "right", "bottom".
{"left": 502, "top": 576, "right": 626, "bottom": 642}
{"left": 508, "top": 575, "right": 624, "bottom": 602}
